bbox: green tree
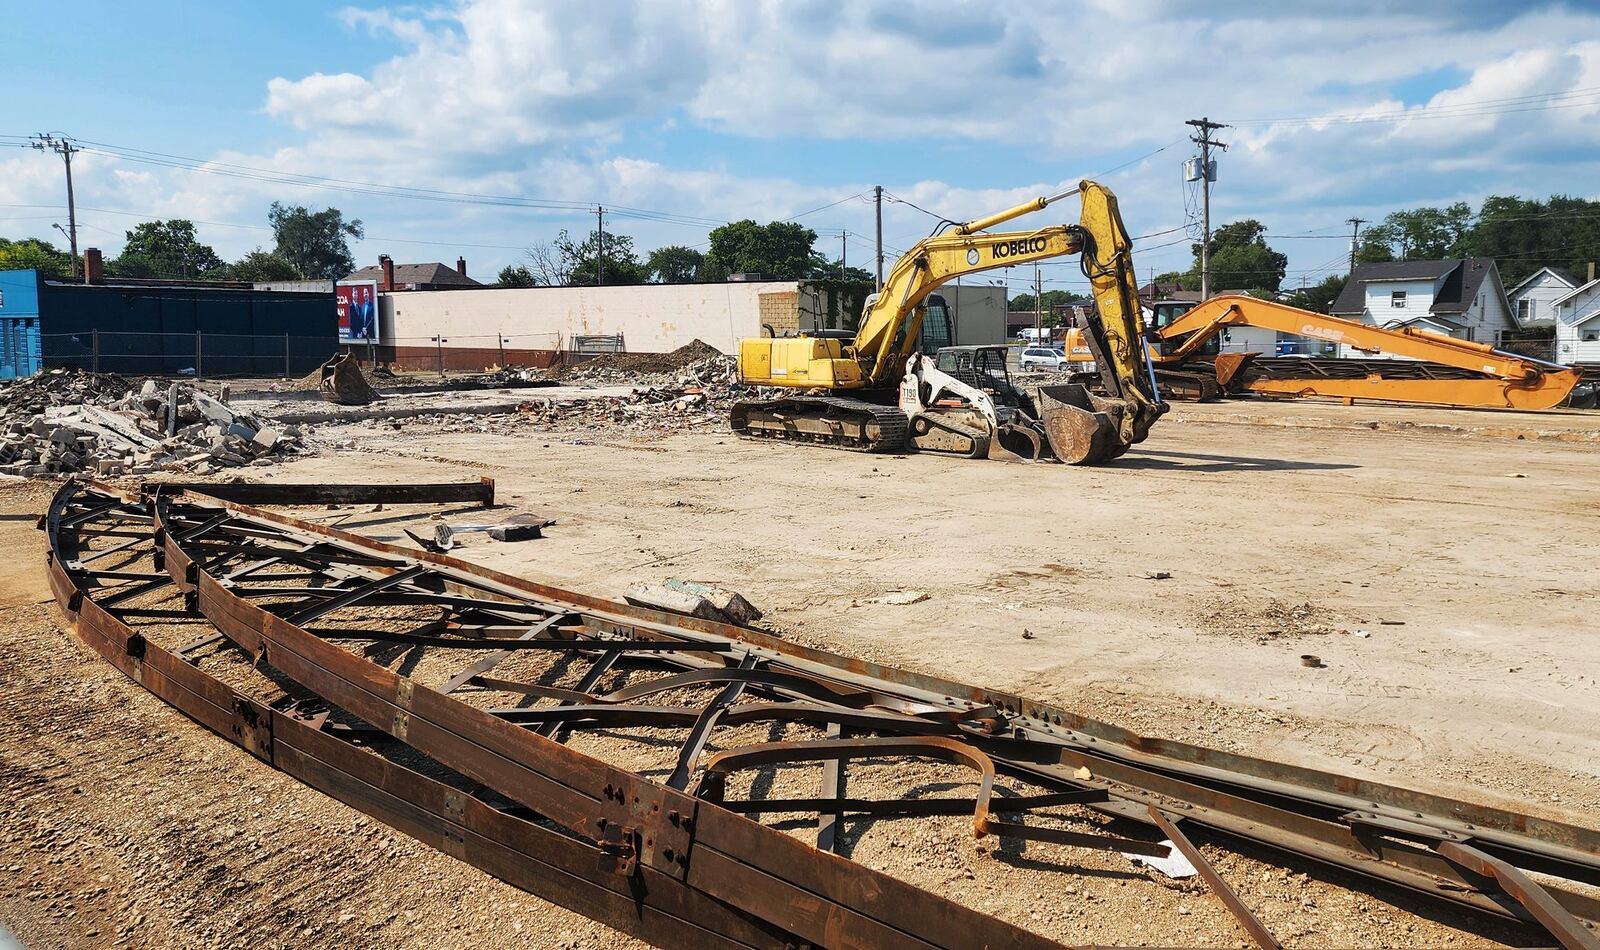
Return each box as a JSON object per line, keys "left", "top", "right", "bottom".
{"left": 1458, "top": 194, "right": 1600, "bottom": 287}
{"left": 108, "top": 219, "right": 225, "bottom": 279}
{"left": 1363, "top": 203, "right": 1473, "bottom": 260}
{"left": 1188, "top": 219, "right": 1287, "bottom": 292}
{"left": 0, "top": 237, "right": 72, "bottom": 277}
{"left": 703, "top": 220, "right": 818, "bottom": 280}
{"left": 806, "top": 256, "right": 873, "bottom": 284}
{"left": 557, "top": 229, "right": 648, "bottom": 285}
{"left": 1286, "top": 274, "right": 1347, "bottom": 313}
{"left": 269, "top": 202, "right": 364, "bottom": 279}
{"left": 1151, "top": 270, "right": 1199, "bottom": 292}
{"left": 646, "top": 245, "right": 706, "bottom": 283}
{"left": 1008, "top": 290, "right": 1076, "bottom": 325}
{"left": 496, "top": 264, "right": 538, "bottom": 287}
{"left": 225, "top": 248, "right": 300, "bottom": 282}
{"left": 1355, "top": 229, "right": 1396, "bottom": 264}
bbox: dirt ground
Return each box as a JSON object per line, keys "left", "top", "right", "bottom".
{"left": 2, "top": 395, "right": 1597, "bottom": 948}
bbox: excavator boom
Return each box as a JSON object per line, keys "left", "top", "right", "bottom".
{"left": 1157, "top": 296, "right": 1581, "bottom": 410}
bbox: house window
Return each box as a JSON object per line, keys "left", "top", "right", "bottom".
{"left": 1585, "top": 331, "right": 1599, "bottom": 343}
{"left": 1391, "top": 291, "right": 1407, "bottom": 308}
{"left": 1518, "top": 299, "right": 1533, "bottom": 321}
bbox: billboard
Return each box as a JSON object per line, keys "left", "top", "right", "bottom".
{"left": 335, "top": 281, "right": 380, "bottom": 344}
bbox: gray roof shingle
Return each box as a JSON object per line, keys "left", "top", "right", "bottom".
{"left": 345, "top": 262, "right": 482, "bottom": 287}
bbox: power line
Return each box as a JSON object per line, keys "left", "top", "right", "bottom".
{"left": 1225, "top": 84, "right": 1600, "bottom": 128}
{"left": 0, "top": 202, "right": 535, "bottom": 251}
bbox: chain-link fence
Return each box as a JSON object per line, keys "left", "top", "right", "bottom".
{"left": 43, "top": 331, "right": 336, "bottom": 378}
{"left": 1494, "top": 332, "right": 1558, "bottom": 363}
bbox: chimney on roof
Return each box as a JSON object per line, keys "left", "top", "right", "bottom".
{"left": 1589, "top": 262, "right": 1596, "bottom": 283}
{"left": 378, "top": 254, "right": 394, "bottom": 292}
{"left": 83, "top": 248, "right": 104, "bottom": 285}
{"left": 456, "top": 256, "right": 467, "bottom": 278}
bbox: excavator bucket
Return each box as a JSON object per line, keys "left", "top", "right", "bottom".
{"left": 1034, "top": 384, "right": 1128, "bottom": 465}
{"left": 1211, "top": 351, "right": 1259, "bottom": 391}
{"left": 318, "top": 352, "right": 378, "bottom": 406}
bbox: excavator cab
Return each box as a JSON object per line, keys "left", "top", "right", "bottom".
{"left": 1147, "top": 300, "right": 1211, "bottom": 358}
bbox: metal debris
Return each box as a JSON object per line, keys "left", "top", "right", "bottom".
{"left": 41, "top": 480, "right": 1600, "bottom": 949}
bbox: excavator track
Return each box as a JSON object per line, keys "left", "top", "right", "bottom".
{"left": 730, "top": 395, "right": 909, "bottom": 453}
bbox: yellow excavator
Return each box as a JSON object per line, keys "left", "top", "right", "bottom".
{"left": 731, "top": 180, "right": 1166, "bottom": 464}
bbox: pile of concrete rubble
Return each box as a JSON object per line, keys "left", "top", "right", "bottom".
{"left": 0, "top": 370, "right": 303, "bottom": 478}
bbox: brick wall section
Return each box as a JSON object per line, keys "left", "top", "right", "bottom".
{"left": 758, "top": 290, "right": 800, "bottom": 334}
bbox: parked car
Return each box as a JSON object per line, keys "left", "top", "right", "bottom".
{"left": 1018, "top": 346, "right": 1068, "bottom": 370}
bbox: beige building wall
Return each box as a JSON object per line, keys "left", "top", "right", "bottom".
{"left": 379, "top": 281, "right": 800, "bottom": 354}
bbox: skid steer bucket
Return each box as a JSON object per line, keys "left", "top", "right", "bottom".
{"left": 1035, "top": 383, "right": 1129, "bottom": 465}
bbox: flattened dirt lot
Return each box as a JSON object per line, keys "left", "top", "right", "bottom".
{"left": 1, "top": 397, "right": 1597, "bottom": 948}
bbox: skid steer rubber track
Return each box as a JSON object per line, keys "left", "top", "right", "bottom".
{"left": 730, "top": 396, "right": 909, "bottom": 453}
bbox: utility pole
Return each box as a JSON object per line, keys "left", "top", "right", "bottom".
{"left": 1346, "top": 217, "right": 1367, "bottom": 274}
{"left": 840, "top": 230, "right": 847, "bottom": 280}
{"left": 596, "top": 206, "right": 605, "bottom": 286}
{"left": 1034, "top": 264, "right": 1043, "bottom": 342}
{"left": 873, "top": 185, "right": 884, "bottom": 291}
{"left": 1185, "top": 118, "right": 1228, "bottom": 301}
{"left": 31, "top": 135, "right": 80, "bottom": 279}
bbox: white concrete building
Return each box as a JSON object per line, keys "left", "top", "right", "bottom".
{"left": 1329, "top": 258, "right": 1515, "bottom": 357}
{"left": 1552, "top": 278, "right": 1600, "bottom": 364}
{"left": 1505, "top": 266, "right": 1575, "bottom": 330}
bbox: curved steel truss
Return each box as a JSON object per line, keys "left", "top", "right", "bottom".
{"left": 42, "top": 480, "right": 1600, "bottom": 949}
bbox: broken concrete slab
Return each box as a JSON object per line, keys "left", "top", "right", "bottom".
{"left": 624, "top": 579, "right": 762, "bottom": 626}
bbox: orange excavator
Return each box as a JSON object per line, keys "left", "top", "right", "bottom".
{"left": 1066, "top": 296, "right": 1581, "bottom": 410}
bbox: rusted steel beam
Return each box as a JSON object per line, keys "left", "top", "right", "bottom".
{"left": 1437, "top": 840, "right": 1600, "bottom": 950}
{"left": 152, "top": 491, "right": 1078, "bottom": 949}
{"left": 1147, "top": 806, "right": 1282, "bottom": 950}
{"left": 151, "top": 485, "right": 1600, "bottom": 931}
{"left": 44, "top": 484, "right": 791, "bottom": 950}
{"left": 43, "top": 480, "right": 1595, "bottom": 947}
{"left": 147, "top": 476, "right": 495, "bottom": 508}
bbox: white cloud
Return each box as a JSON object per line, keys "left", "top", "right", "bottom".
{"left": 6, "top": 0, "right": 1600, "bottom": 290}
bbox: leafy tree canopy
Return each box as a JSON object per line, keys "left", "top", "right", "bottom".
{"left": 109, "top": 219, "right": 225, "bottom": 279}
{"left": 1351, "top": 195, "right": 1600, "bottom": 286}
{"left": 704, "top": 220, "right": 818, "bottom": 280}
{"left": 269, "top": 202, "right": 364, "bottom": 280}
{"left": 0, "top": 237, "right": 73, "bottom": 277}
{"left": 1009, "top": 290, "right": 1078, "bottom": 327}
{"left": 226, "top": 248, "right": 300, "bottom": 282}
{"left": 1284, "top": 274, "right": 1348, "bottom": 314}
{"left": 496, "top": 264, "right": 538, "bottom": 288}
{"left": 559, "top": 229, "right": 648, "bottom": 286}
{"left": 646, "top": 245, "right": 707, "bottom": 283}
{"left": 1185, "top": 219, "right": 1288, "bottom": 293}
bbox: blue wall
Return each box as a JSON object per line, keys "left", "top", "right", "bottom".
{"left": 0, "top": 270, "right": 42, "bottom": 379}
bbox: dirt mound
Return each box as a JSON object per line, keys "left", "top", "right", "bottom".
{"left": 567, "top": 339, "right": 726, "bottom": 376}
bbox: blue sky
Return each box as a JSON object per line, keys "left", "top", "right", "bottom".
{"left": 5, "top": 1, "right": 1600, "bottom": 298}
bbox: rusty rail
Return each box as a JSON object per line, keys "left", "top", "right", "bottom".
{"left": 43, "top": 480, "right": 1600, "bottom": 948}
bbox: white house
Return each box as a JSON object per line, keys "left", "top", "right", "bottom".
{"left": 1329, "top": 258, "right": 1515, "bottom": 357}
{"left": 1552, "top": 278, "right": 1600, "bottom": 364}
{"left": 1505, "top": 266, "right": 1575, "bottom": 330}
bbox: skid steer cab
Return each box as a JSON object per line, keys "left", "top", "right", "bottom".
{"left": 897, "top": 345, "right": 1127, "bottom": 463}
